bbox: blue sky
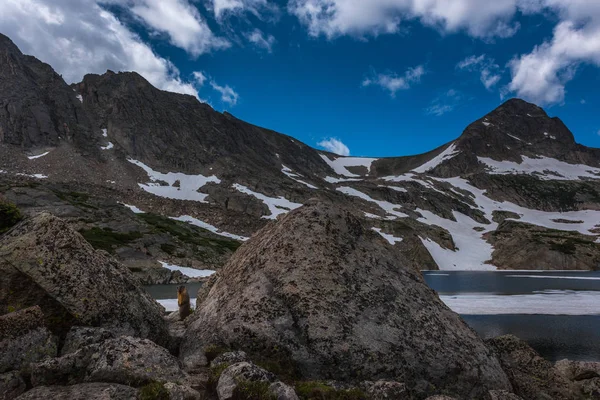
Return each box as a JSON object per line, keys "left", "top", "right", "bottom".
{"left": 2, "top": 0, "right": 600, "bottom": 157}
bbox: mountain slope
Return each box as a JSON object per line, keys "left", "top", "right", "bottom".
{"left": 1, "top": 33, "right": 599, "bottom": 278}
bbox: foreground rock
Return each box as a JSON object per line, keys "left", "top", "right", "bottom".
{"left": 14, "top": 383, "right": 138, "bottom": 400}
{"left": 0, "top": 306, "right": 57, "bottom": 374}
{"left": 487, "top": 335, "right": 592, "bottom": 399}
{"left": 0, "top": 213, "right": 169, "bottom": 345}
{"left": 181, "top": 201, "right": 511, "bottom": 398}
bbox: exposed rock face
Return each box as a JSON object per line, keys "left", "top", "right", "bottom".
{"left": 0, "top": 213, "right": 169, "bottom": 344}
{"left": 0, "top": 306, "right": 57, "bottom": 374}
{"left": 0, "top": 370, "right": 27, "bottom": 399}
{"left": 0, "top": 34, "right": 98, "bottom": 153}
{"left": 216, "top": 362, "right": 275, "bottom": 400}
{"left": 14, "top": 383, "right": 138, "bottom": 400}
{"left": 31, "top": 335, "right": 186, "bottom": 387}
{"left": 181, "top": 201, "right": 511, "bottom": 398}
{"left": 487, "top": 335, "right": 578, "bottom": 399}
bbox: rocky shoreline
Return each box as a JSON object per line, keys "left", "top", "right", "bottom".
{"left": 1, "top": 201, "right": 599, "bottom": 399}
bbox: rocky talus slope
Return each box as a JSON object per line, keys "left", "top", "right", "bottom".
{"left": 1, "top": 32, "right": 600, "bottom": 282}
{"left": 1, "top": 207, "right": 598, "bottom": 399}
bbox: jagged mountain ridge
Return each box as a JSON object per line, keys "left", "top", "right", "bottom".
{"left": 1, "top": 33, "right": 600, "bottom": 277}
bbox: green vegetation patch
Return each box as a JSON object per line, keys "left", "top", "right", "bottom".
{"left": 295, "top": 381, "right": 367, "bottom": 400}
{"left": 80, "top": 227, "right": 143, "bottom": 253}
{"left": 138, "top": 212, "right": 241, "bottom": 255}
{"left": 0, "top": 199, "right": 22, "bottom": 234}
{"left": 52, "top": 190, "right": 98, "bottom": 210}
{"left": 232, "top": 380, "right": 276, "bottom": 400}
{"left": 138, "top": 382, "right": 169, "bottom": 400}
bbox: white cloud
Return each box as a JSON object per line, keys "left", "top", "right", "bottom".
{"left": 127, "top": 0, "right": 230, "bottom": 57}
{"left": 317, "top": 138, "right": 350, "bottom": 156}
{"left": 426, "top": 89, "right": 463, "bottom": 116}
{"left": 210, "top": 80, "right": 240, "bottom": 106}
{"left": 457, "top": 54, "right": 502, "bottom": 90}
{"left": 0, "top": 0, "right": 200, "bottom": 97}
{"left": 362, "top": 65, "right": 425, "bottom": 98}
{"left": 581, "top": 99, "right": 586, "bottom": 104}
{"left": 289, "top": 0, "right": 523, "bottom": 39}
{"left": 245, "top": 29, "right": 276, "bottom": 52}
{"left": 209, "top": 0, "right": 277, "bottom": 19}
{"left": 193, "top": 71, "right": 207, "bottom": 86}
{"left": 597, "top": 129, "right": 600, "bottom": 137}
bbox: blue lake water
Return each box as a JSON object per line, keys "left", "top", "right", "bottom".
{"left": 145, "top": 270, "right": 600, "bottom": 362}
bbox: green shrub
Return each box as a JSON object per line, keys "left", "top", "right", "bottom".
{"left": 295, "top": 382, "right": 367, "bottom": 400}
{"left": 232, "top": 380, "right": 276, "bottom": 400}
{"left": 138, "top": 382, "right": 169, "bottom": 400}
{"left": 0, "top": 199, "right": 22, "bottom": 234}
{"left": 207, "top": 362, "right": 231, "bottom": 392}
{"left": 204, "top": 344, "right": 231, "bottom": 363}
{"left": 160, "top": 243, "right": 177, "bottom": 255}
{"left": 79, "top": 227, "right": 143, "bottom": 253}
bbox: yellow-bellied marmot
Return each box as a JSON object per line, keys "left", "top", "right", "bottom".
{"left": 177, "top": 285, "right": 191, "bottom": 321}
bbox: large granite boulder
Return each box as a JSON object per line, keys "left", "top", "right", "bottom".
{"left": 0, "top": 213, "right": 169, "bottom": 345}
{"left": 181, "top": 201, "right": 511, "bottom": 398}
{"left": 14, "top": 383, "right": 137, "bottom": 400}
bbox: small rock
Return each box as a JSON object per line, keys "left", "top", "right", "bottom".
{"left": 269, "top": 381, "right": 299, "bottom": 400}
{"left": 487, "top": 390, "right": 524, "bottom": 400}
{"left": 217, "top": 362, "right": 274, "bottom": 400}
{"left": 210, "top": 351, "right": 249, "bottom": 368}
{"left": 580, "top": 377, "right": 600, "bottom": 398}
{"left": 554, "top": 359, "right": 600, "bottom": 381}
{"left": 0, "top": 371, "right": 27, "bottom": 400}
{"left": 362, "top": 380, "right": 408, "bottom": 399}
{"left": 0, "top": 327, "right": 57, "bottom": 374}
{"left": 14, "top": 383, "right": 138, "bottom": 399}
{"left": 163, "top": 382, "right": 202, "bottom": 400}
{"left": 60, "top": 326, "right": 115, "bottom": 356}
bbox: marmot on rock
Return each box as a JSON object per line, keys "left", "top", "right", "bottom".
{"left": 177, "top": 285, "right": 191, "bottom": 321}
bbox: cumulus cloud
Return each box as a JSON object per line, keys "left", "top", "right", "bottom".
{"left": 210, "top": 80, "right": 240, "bottom": 106}
{"left": 457, "top": 54, "right": 502, "bottom": 90}
{"left": 193, "top": 71, "right": 208, "bottom": 86}
{"left": 127, "top": 0, "right": 230, "bottom": 57}
{"left": 209, "top": 0, "right": 277, "bottom": 20}
{"left": 317, "top": 138, "right": 350, "bottom": 156}
{"left": 362, "top": 65, "right": 425, "bottom": 98}
{"left": 288, "top": 0, "right": 523, "bottom": 39}
{"left": 0, "top": 0, "right": 201, "bottom": 97}
{"left": 245, "top": 29, "right": 276, "bottom": 52}
{"left": 426, "top": 89, "right": 464, "bottom": 116}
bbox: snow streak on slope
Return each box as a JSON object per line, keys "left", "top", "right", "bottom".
{"left": 128, "top": 158, "right": 220, "bottom": 202}
{"left": 172, "top": 215, "right": 249, "bottom": 241}
{"left": 281, "top": 165, "right": 318, "bottom": 189}
{"left": 158, "top": 261, "right": 215, "bottom": 278}
{"left": 101, "top": 142, "right": 114, "bottom": 150}
{"left": 478, "top": 156, "right": 600, "bottom": 180}
{"left": 371, "top": 227, "right": 403, "bottom": 245}
{"left": 412, "top": 143, "right": 459, "bottom": 173}
{"left": 121, "top": 203, "right": 144, "bottom": 214}
{"left": 232, "top": 184, "right": 302, "bottom": 220}
{"left": 320, "top": 154, "right": 378, "bottom": 177}
{"left": 337, "top": 186, "right": 408, "bottom": 218}
{"left": 27, "top": 151, "right": 50, "bottom": 160}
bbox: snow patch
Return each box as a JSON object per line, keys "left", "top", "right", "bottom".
{"left": 121, "top": 203, "right": 144, "bottom": 214}
{"left": 27, "top": 151, "right": 50, "bottom": 160}
{"left": 281, "top": 165, "right": 318, "bottom": 189}
{"left": 412, "top": 143, "right": 459, "bottom": 173}
{"left": 172, "top": 215, "right": 249, "bottom": 241}
{"left": 482, "top": 122, "right": 491, "bottom": 127}
{"left": 232, "top": 184, "right": 302, "bottom": 219}
{"left": 440, "top": 290, "right": 600, "bottom": 315}
{"left": 380, "top": 185, "right": 408, "bottom": 193}
{"left": 506, "top": 275, "right": 600, "bottom": 281}
{"left": 17, "top": 173, "right": 48, "bottom": 179}
{"left": 157, "top": 298, "right": 196, "bottom": 312}
{"left": 76, "top": 94, "right": 83, "bottom": 103}
{"left": 102, "top": 128, "right": 108, "bottom": 137}
{"left": 337, "top": 186, "right": 408, "bottom": 218}
{"left": 158, "top": 261, "right": 215, "bottom": 278}
{"left": 371, "top": 227, "right": 403, "bottom": 245}
{"left": 101, "top": 142, "right": 114, "bottom": 150}
{"left": 324, "top": 176, "right": 361, "bottom": 183}
{"left": 319, "top": 154, "right": 378, "bottom": 177}
{"left": 478, "top": 155, "right": 600, "bottom": 180}
{"left": 128, "top": 158, "right": 220, "bottom": 203}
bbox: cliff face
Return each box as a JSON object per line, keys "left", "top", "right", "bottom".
{"left": 1, "top": 33, "right": 600, "bottom": 276}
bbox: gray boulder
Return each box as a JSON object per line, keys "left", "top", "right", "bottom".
{"left": 554, "top": 359, "right": 600, "bottom": 381}
{"left": 487, "top": 335, "right": 577, "bottom": 400}
{"left": 14, "top": 383, "right": 138, "bottom": 400}
{"left": 0, "top": 307, "right": 57, "bottom": 374}
{"left": 210, "top": 351, "right": 250, "bottom": 368}
{"left": 60, "top": 326, "right": 116, "bottom": 356}
{"left": 269, "top": 381, "right": 299, "bottom": 400}
{"left": 0, "top": 371, "right": 27, "bottom": 400}
{"left": 31, "top": 336, "right": 186, "bottom": 387}
{"left": 486, "top": 390, "right": 524, "bottom": 400}
{"left": 216, "top": 362, "right": 275, "bottom": 400}
{"left": 0, "top": 213, "right": 169, "bottom": 346}
{"left": 181, "top": 202, "right": 510, "bottom": 398}
{"left": 163, "top": 382, "right": 202, "bottom": 400}
{"left": 362, "top": 380, "right": 408, "bottom": 399}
